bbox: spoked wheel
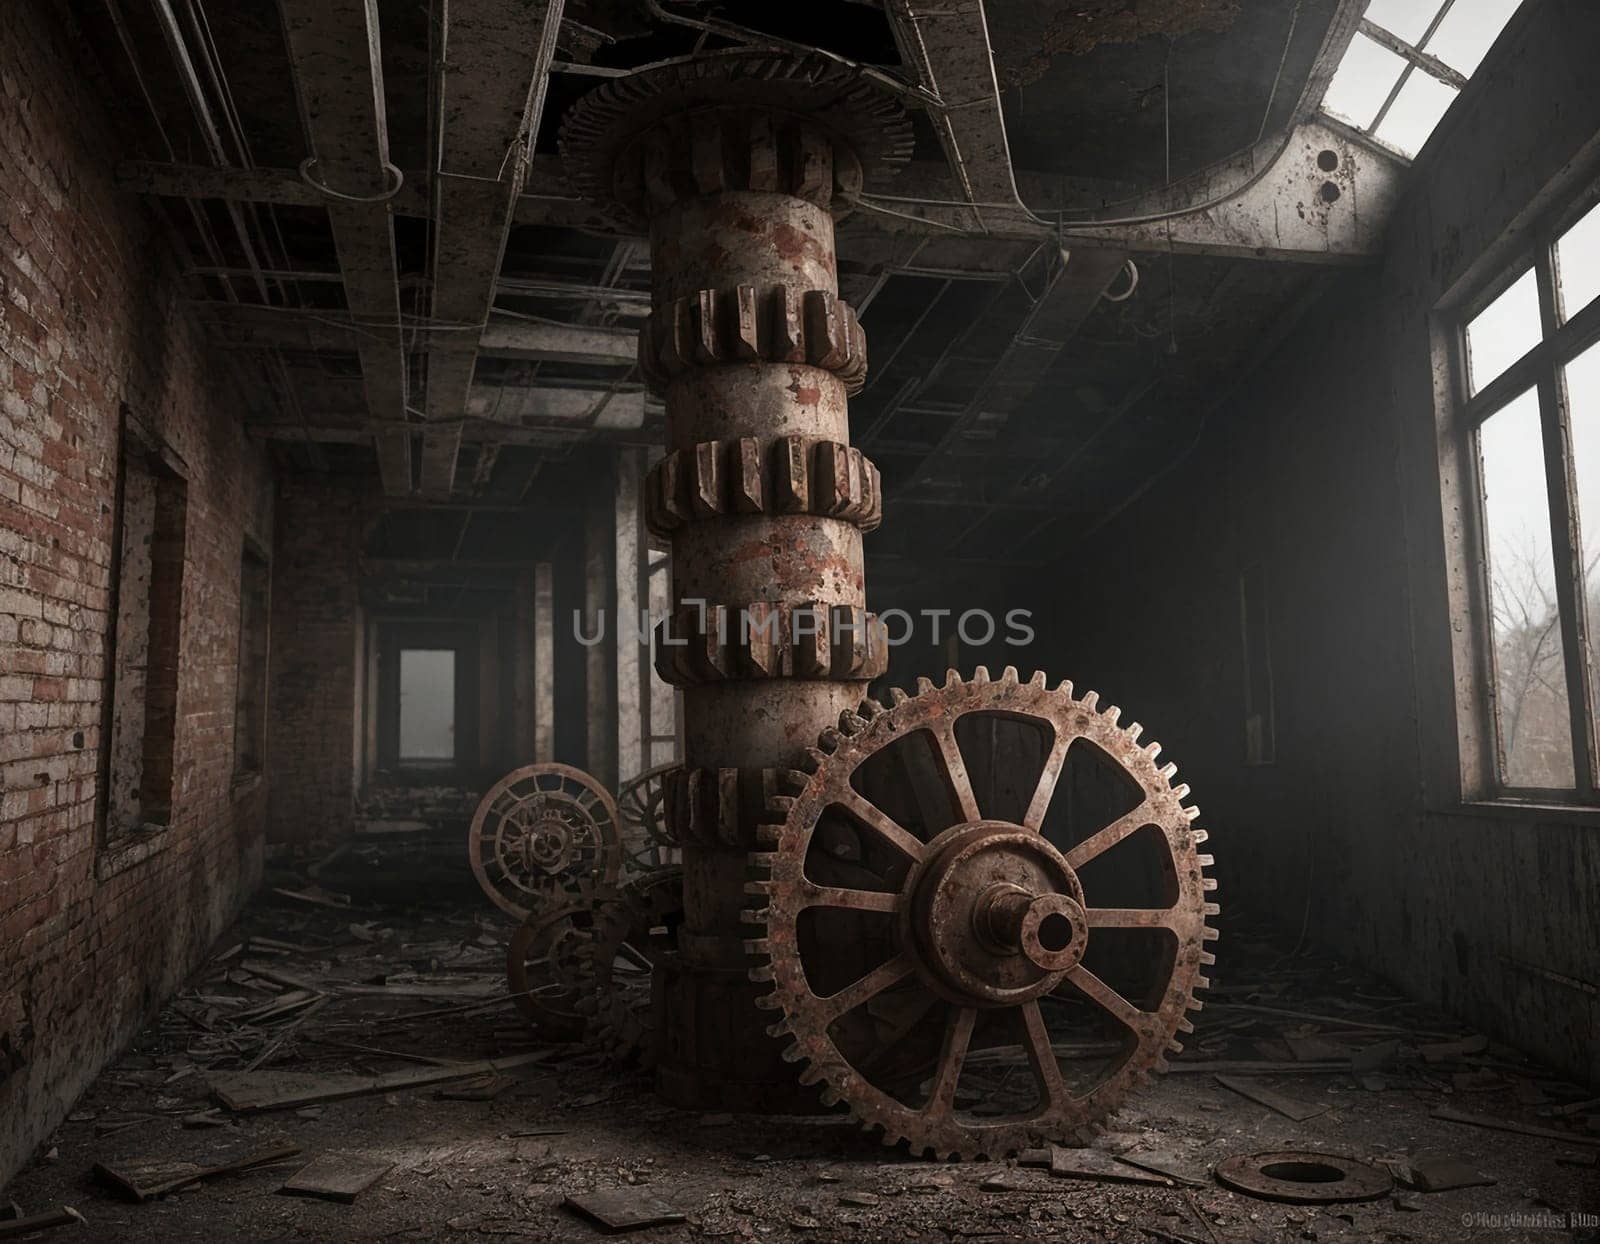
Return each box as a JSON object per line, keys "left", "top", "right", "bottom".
{"left": 469, "top": 763, "right": 623, "bottom": 921}
{"left": 506, "top": 896, "right": 608, "bottom": 1042}
{"left": 616, "top": 763, "right": 680, "bottom": 875}
{"left": 747, "top": 667, "right": 1217, "bottom": 1159}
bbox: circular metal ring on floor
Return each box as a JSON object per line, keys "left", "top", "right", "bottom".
{"left": 1214, "top": 1150, "right": 1393, "bottom": 1204}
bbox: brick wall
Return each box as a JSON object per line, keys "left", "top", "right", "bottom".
{"left": 266, "top": 476, "right": 361, "bottom": 844}
{"left": 0, "top": 0, "right": 274, "bottom": 1187}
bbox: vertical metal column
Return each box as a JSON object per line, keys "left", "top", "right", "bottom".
{"left": 561, "top": 53, "right": 910, "bottom": 1107}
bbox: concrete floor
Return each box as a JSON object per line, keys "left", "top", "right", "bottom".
{"left": 3, "top": 857, "right": 1596, "bottom": 1244}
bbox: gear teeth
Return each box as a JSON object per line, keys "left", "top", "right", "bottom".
{"left": 765, "top": 1018, "right": 791, "bottom": 1038}
{"left": 748, "top": 851, "right": 777, "bottom": 871}
{"left": 1190, "top": 826, "right": 1207, "bottom": 843}
{"left": 1173, "top": 782, "right": 1191, "bottom": 799}
{"left": 888, "top": 687, "right": 910, "bottom": 705}
{"left": 972, "top": 666, "right": 990, "bottom": 685}
{"left": 1079, "top": 690, "right": 1098, "bottom": 710}
{"left": 1160, "top": 762, "right": 1178, "bottom": 780}
{"left": 819, "top": 727, "right": 844, "bottom": 754}
{"left": 943, "top": 667, "right": 962, "bottom": 688}
{"left": 1027, "top": 670, "right": 1047, "bottom": 688}
{"left": 754, "top": 824, "right": 782, "bottom": 848}
{"left": 915, "top": 676, "right": 935, "bottom": 694}
{"left": 752, "top": 991, "right": 781, "bottom": 1010}
{"left": 819, "top": 1086, "right": 841, "bottom": 1107}
{"left": 1177, "top": 1018, "right": 1195, "bottom": 1034}
{"left": 1196, "top": 853, "right": 1214, "bottom": 867}
{"left": 1166, "top": 1038, "right": 1184, "bottom": 1054}
{"left": 1184, "top": 805, "right": 1201, "bottom": 822}
{"left": 1126, "top": 722, "right": 1142, "bottom": 742}
{"left": 857, "top": 698, "right": 884, "bottom": 720}
{"left": 1195, "top": 975, "right": 1211, "bottom": 990}
{"left": 1143, "top": 742, "right": 1161, "bottom": 762}
{"left": 1201, "top": 877, "right": 1217, "bottom": 892}
{"left": 798, "top": 1062, "right": 825, "bottom": 1084}
{"left": 1103, "top": 705, "right": 1121, "bottom": 725}
{"left": 838, "top": 710, "right": 867, "bottom": 735}
{"left": 1000, "top": 665, "right": 1019, "bottom": 685}
{"left": 803, "top": 747, "right": 827, "bottom": 772}
{"left": 741, "top": 906, "right": 769, "bottom": 925}
{"left": 1203, "top": 923, "right": 1220, "bottom": 940}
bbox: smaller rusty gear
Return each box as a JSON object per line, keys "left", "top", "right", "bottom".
{"left": 617, "top": 764, "right": 680, "bottom": 876}
{"left": 558, "top": 50, "right": 914, "bottom": 227}
{"left": 506, "top": 889, "right": 616, "bottom": 1042}
{"left": 574, "top": 868, "right": 686, "bottom": 1067}
{"left": 745, "top": 667, "right": 1217, "bottom": 1160}
{"left": 469, "top": 763, "right": 624, "bottom": 921}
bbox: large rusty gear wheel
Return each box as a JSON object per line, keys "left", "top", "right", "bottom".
{"left": 506, "top": 891, "right": 615, "bottom": 1043}
{"left": 745, "top": 667, "right": 1217, "bottom": 1160}
{"left": 469, "top": 763, "right": 624, "bottom": 921}
{"left": 574, "top": 868, "right": 686, "bottom": 1067}
{"left": 617, "top": 764, "right": 680, "bottom": 875}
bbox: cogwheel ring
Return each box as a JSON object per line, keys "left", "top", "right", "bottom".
{"left": 574, "top": 868, "right": 686, "bottom": 1067}
{"left": 506, "top": 889, "right": 616, "bottom": 1043}
{"left": 744, "top": 666, "right": 1217, "bottom": 1160}
{"left": 469, "top": 763, "right": 624, "bottom": 921}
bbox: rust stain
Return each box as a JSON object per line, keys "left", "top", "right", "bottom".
{"left": 999, "top": 0, "right": 1242, "bottom": 88}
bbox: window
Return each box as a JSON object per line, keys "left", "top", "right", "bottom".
{"left": 234, "top": 544, "right": 269, "bottom": 777}
{"left": 100, "top": 413, "right": 188, "bottom": 849}
{"left": 1320, "top": 0, "right": 1526, "bottom": 158}
{"left": 397, "top": 648, "right": 456, "bottom": 762}
{"left": 1459, "top": 188, "right": 1600, "bottom": 800}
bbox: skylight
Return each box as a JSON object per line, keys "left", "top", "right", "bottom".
{"left": 1319, "top": 0, "right": 1525, "bottom": 159}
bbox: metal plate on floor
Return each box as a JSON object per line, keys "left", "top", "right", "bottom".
{"left": 1215, "top": 1150, "right": 1393, "bottom": 1204}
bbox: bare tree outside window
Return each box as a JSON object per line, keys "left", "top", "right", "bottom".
{"left": 1460, "top": 184, "right": 1600, "bottom": 801}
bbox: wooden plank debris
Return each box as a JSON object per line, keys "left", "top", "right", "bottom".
{"left": 280, "top": 1154, "right": 394, "bottom": 1203}
{"left": 1433, "top": 1105, "right": 1600, "bottom": 1148}
{"left": 1213, "top": 1075, "right": 1330, "bottom": 1121}
{"left": 0, "top": 1207, "right": 85, "bottom": 1239}
{"left": 95, "top": 1144, "right": 301, "bottom": 1202}
{"left": 1049, "top": 1147, "right": 1173, "bottom": 1186}
{"left": 436, "top": 1074, "right": 516, "bottom": 1101}
{"left": 1420, "top": 1034, "right": 1489, "bottom": 1063}
{"left": 564, "top": 1189, "right": 687, "bottom": 1232}
{"left": 209, "top": 1052, "right": 548, "bottom": 1112}
{"left": 1405, "top": 1153, "right": 1496, "bottom": 1192}
{"left": 1115, "top": 1147, "right": 1209, "bottom": 1187}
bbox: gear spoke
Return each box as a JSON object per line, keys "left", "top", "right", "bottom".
{"left": 924, "top": 1006, "right": 977, "bottom": 1114}
{"left": 1018, "top": 999, "right": 1070, "bottom": 1108}
{"left": 837, "top": 788, "right": 926, "bottom": 861}
{"left": 932, "top": 723, "right": 982, "bottom": 823}
{"left": 817, "top": 952, "right": 915, "bottom": 1023}
{"left": 1022, "top": 729, "right": 1073, "bottom": 831}
{"left": 1085, "top": 906, "right": 1181, "bottom": 929}
{"left": 800, "top": 883, "right": 899, "bottom": 913}
{"left": 1064, "top": 965, "right": 1144, "bottom": 1035}
{"left": 1063, "top": 800, "right": 1155, "bottom": 871}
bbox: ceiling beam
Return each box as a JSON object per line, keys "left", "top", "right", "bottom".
{"left": 419, "top": 0, "right": 566, "bottom": 497}
{"left": 193, "top": 302, "right": 638, "bottom": 361}
{"left": 278, "top": 0, "right": 412, "bottom": 494}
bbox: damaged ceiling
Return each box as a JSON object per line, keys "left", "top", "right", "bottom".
{"left": 73, "top": 0, "right": 1404, "bottom": 595}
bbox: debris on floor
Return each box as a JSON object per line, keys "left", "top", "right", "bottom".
{"left": 3, "top": 878, "right": 1595, "bottom": 1241}
{"left": 279, "top": 1152, "right": 395, "bottom": 1203}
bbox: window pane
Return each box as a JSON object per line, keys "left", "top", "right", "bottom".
{"left": 1319, "top": 34, "right": 1408, "bottom": 130}
{"left": 1465, "top": 268, "right": 1540, "bottom": 395}
{"left": 1479, "top": 389, "right": 1574, "bottom": 788}
{"left": 1423, "top": 0, "right": 1524, "bottom": 76}
{"left": 1361, "top": 0, "right": 1441, "bottom": 45}
{"left": 1555, "top": 199, "right": 1600, "bottom": 323}
{"left": 1566, "top": 342, "right": 1600, "bottom": 773}
{"left": 1372, "top": 70, "right": 1458, "bottom": 157}
{"left": 399, "top": 648, "right": 456, "bottom": 760}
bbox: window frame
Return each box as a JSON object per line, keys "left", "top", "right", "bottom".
{"left": 1455, "top": 180, "right": 1600, "bottom": 805}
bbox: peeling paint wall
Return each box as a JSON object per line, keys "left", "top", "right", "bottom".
{"left": 1011, "top": 0, "right": 1600, "bottom": 1084}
